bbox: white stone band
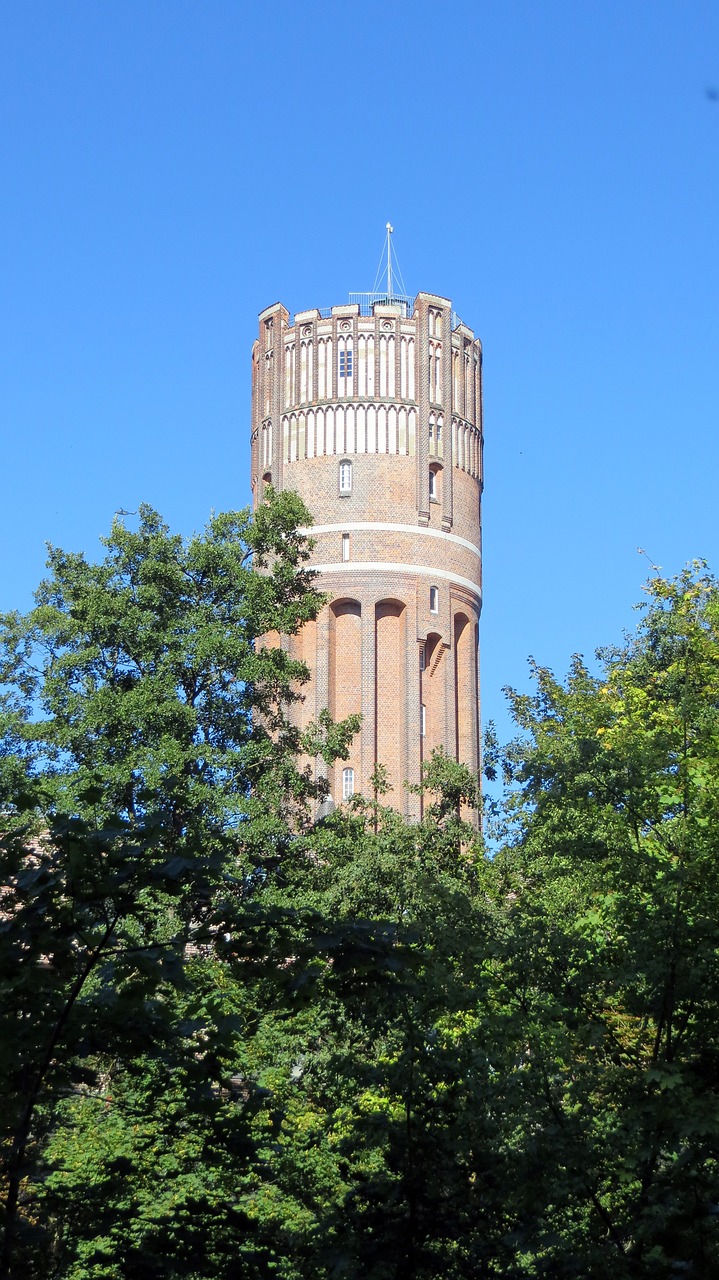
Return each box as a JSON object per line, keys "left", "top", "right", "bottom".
{"left": 301, "top": 522, "right": 480, "bottom": 558}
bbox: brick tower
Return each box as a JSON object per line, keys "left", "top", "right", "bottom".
{"left": 250, "top": 282, "right": 482, "bottom": 820}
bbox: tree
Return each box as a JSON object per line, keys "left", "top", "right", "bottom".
{"left": 0, "top": 495, "right": 358, "bottom": 1279}
{"left": 12, "top": 503, "right": 719, "bottom": 1279}
{"left": 228, "top": 758, "right": 527, "bottom": 1280}
{"left": 487, "top": 565, "right": 719, "bottom": 1276}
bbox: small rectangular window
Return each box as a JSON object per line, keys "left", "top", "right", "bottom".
{"left": 339, "top": 460, "right": 352, "bottom": 494}
{"left": 419, "top": 646, "right": 426, "bottom": 671}
{"left": 339, "top": 350, "right": 353, "bottom": 378}
{"left": 430, "top": 586, "right": 439, "bottom": 614}
{"left": 342, "top": 532, "right": 350, "bottom": 561}
{"left": 342, "top": 767, "right": 355, "bottom": 800}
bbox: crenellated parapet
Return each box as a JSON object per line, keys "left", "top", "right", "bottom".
{"left": 251, "top": 295, "right": 482, "bottom": 506}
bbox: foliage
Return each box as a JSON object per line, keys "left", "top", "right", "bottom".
{"left": 5, "top": 517, "right": 719, "bottom": 1280}
{"left": 0, "top": 495, "right": 354, "bottom": 1279}
{"left": 487, "top": 564, "right": 719, "bottom": 1276}
{"left": 232, "top": 766, "right": 509, "bottom": 1280}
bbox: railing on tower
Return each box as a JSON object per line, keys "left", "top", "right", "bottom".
{"left": 347, "top": 292, "right": 414, "bottom": 317}
{"left": 310, "top": 298, "right": 465, "bottom": 328}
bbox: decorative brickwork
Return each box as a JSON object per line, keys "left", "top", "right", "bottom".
{"left": 251, "top": 292, "right": 483, "bottom": 819}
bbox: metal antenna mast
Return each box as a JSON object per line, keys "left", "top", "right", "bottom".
{"left": 359, "top": 225, "right": 410, "bottom": 314}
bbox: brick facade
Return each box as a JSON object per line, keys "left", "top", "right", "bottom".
{"left": 250, "top": 292, "right": 483, "bottom": 819}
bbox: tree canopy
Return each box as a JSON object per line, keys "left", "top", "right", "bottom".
{"left": 484, "top": 564, "right": 719, "bottom": 1276}
{"left": 0, "top": 494, "right": 354, "bottom": 1278}
{"left": 2, "top": 509, "right": 719, "bottom": 1279}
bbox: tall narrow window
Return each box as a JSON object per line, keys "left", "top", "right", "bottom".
{"left": 430, "top": 586, "right": 439, "bottom": 614}
{"left": 342, "top": 767, "right": 355, "bottom": 800}
{"left": 429, "top": 468, "right": 437, "bottom": 500}
{"left": 342, "top": 532, "right": 350, "bottom": 561}
{"left": 419, "top": 645, "right": 426, "bottom": 671}
{"left": 339, "top": 460, "right": 352, "bottom": 494}
{"left": 339, "top": 349, "right": 353, "bottom": 378}
{"left": 420, "top": 704, "right": 426, "bottom": 737}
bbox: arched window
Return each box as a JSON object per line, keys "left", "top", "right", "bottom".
{"left": 342, "top": 767, "right": 355, "bottom": 800}
{"left": 339, "top": 459, "right": 352, "bottom": 494}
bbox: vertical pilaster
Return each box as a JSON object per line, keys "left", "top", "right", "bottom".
{"left": 250, "top": 343, "right": 260, "bottom": 503}
{"left": 374, "top": 312, "right": 381, "bottom": 412}
{"left": 352, "top": 310, "right": 359, "bottom": 408}
{"left": 274, "top": 313, "right": 286, "bottom": 483}
{"left": 444, "top": 625, "right": 457, "bottom": 759}
{"left": 476, "top": 344, "right": 484, "bottom": 491}
{"left": 416, "top": 297, "right": 430, "bottom": 524}
{"left": 331, "top": 315, "right": 338, "bottom": 404}
{"left": 256, "top": 303, "right": 289, "bottom": 492}
{"left": 314, "top": 604, "right": 331, "bottom": 799}
{"left": 293, "top": 317, "right": 301, "bottom": 410}
{"left": 405, "top": 611, "right": 423, "bottom": 821}
{"left": 441, "top": 306, "right": 453, "bottom": 531}
{"left": 361, "top": 599, "right": 376, "bottom": 798}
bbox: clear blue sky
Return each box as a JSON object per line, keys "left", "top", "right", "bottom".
{"left": 2, "top": 1, "right": 718, "bottom": 745}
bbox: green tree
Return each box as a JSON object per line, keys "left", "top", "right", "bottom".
{"left": 0, "top": 496, "right": 357, "bottom": 1279}
{"left": 231, "top": 758, "right": 525, "bottom": 1279}
{"left": 14, "top": 505, "right": 719, "bottom": 1280}
{"left": 488, "top": 565, "right": 719, "bottom": 1276}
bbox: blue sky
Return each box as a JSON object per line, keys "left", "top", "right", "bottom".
{"left": 2, "top": 1, "right": 718, "bottom": 745}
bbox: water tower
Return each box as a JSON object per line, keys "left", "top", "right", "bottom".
{"left": 250, "top": 229, "right": 483, "bottom": 818}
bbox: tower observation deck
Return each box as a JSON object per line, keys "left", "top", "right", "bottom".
{"left": 250, "top": 288, "right": 483, "bottom": 819}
